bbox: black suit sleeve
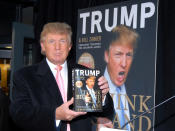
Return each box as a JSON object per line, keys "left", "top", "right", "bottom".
{"left": 102, "top": 92, "right": 114, "bottom": 120}
{"left": 95, "top": 92, "right": 114, "bottom": 120}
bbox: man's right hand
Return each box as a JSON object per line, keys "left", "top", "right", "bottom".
{"left": 55, "top": 97, "right": 87, "bottom": 121}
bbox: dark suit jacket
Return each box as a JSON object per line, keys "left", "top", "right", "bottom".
{"left": 10, "top": 59, "right": 113, "bottom": 131}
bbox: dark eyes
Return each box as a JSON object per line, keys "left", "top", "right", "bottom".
{"left": 127, "top": 53, "right": 133, "bottom": 57}
{"left": 114, "top": 52, "right": 133, "bottom": 58}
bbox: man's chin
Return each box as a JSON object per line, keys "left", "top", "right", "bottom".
{"left": 115, "top": 80, "right": 125, "bottom": 87}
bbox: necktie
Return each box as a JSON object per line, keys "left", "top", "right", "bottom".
{"left": 55, "top": 65, "right": 66, "bottom": 102}
{"left": 89, "top": 89, "right": 96, "bottom": 105}
{"left": 116, "top": 87, "right": 126, "bottom": 128}
{"left": 55, "top": 65, "right": 70, "bottom": 131}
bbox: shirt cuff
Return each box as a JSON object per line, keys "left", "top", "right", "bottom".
{"left": 56, "top": 120, "right": 60, "bottom": 127}
{"left": 102, "top": 95, "right": 106, "bottom": 106}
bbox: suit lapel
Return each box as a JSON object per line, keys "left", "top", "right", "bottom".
{"left": 67, "top": 61, "right": 73, "bottom": 101}
{"left": 36, "top": 59, "right": 63, "bottom": 105}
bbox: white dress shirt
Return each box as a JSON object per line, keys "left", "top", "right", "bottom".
{"left": 46, "top": 58, "right": 68, "bottom": 127}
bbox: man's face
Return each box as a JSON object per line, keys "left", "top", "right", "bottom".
{"left": 105, "top": 43, "right": 134, "bottom": 87}
{"left": 86, "top": 78, "right": 95, "bottom": 89}
{"left": 41, "top": 33, "right": 72, "bottom": 65}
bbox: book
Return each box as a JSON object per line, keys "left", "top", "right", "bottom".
{"left": 72, "top": 68, "right": 102, "bottom": 112}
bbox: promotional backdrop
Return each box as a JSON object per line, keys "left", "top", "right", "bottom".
{"left": 76, "top": 0, "right": 158, "bottom": 130}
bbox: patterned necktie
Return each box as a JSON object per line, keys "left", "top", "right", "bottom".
{"left": 55, "top": 65, "right": 70, "bottom": 131}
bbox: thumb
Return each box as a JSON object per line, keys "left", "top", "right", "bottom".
{"left": 67, "top": 97, "right": 74, "bottom": 106}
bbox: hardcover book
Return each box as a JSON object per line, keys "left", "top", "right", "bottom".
{"left": 72, "top": 68, "right": 102, "bottom": 112}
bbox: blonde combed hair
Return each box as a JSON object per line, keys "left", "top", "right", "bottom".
{"left": 110, "top": 25, "right": 138, "bottom": 50}
{"left": 40, "top": 22, "right": 72, "bottom": 44}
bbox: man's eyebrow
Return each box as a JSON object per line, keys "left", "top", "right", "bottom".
{"left": 113, "top": 49, "right": 122, "bottom": 52}
{"left": 114, "top": 50, "right": 123, "bottom": 53}
{"left": 127, "top": 52, "right": 134, "bottom": 54}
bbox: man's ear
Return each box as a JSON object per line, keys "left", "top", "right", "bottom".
{"left": 104, "top": 50, "right": 109, "bottom": 63}
{"left": 69, "top": 43, "right": 72, "bottom": 51}
{"left": 40, "top": 42, "right": 45, "bottom": 51}
{"left": 68, "top": 43, "right": 72, "bottom": 51}
{"left": 40, "top": 42, "right": 46, "bottom": 55}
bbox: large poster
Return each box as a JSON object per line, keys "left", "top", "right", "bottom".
{"left": 76, "top": 0, "right": 158, "bottom": 130}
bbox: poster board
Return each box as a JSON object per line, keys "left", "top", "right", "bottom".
{"left": 76, "top": 0, "right": 158, "bottom": 130}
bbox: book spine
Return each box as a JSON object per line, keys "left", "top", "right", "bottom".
{"left": 72, "top": 69, "right": 76, "bottom": 110}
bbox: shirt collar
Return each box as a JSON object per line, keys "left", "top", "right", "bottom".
{"left": 46, "top": 58, "right": 67, "bottom": 71}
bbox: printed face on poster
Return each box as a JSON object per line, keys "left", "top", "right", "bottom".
{"left": 76, "top": 0, "right": 158, "bottom": 130}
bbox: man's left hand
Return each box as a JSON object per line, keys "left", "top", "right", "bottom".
{"left": 98, "top": 76, "right": 109, "bottom": 100}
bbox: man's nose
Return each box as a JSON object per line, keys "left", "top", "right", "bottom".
{"left": 121, "top": 56, "right": 127, "bottom": 68}
{"left": 55, "top": 41, "right": 61, "bottom": 49}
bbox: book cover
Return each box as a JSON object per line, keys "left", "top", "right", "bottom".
{"left": 72, "top": 68, "right": 102, "bottom": 112}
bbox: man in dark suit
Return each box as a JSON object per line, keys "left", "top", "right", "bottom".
{"left": 84, "top": 76, "right": 96, "bottom": 108}
{"left": 10, "top": 22, "right": 113, "bottom": 131}
{"left": 78, "top": 76, "right": 99, "bottom": 111}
